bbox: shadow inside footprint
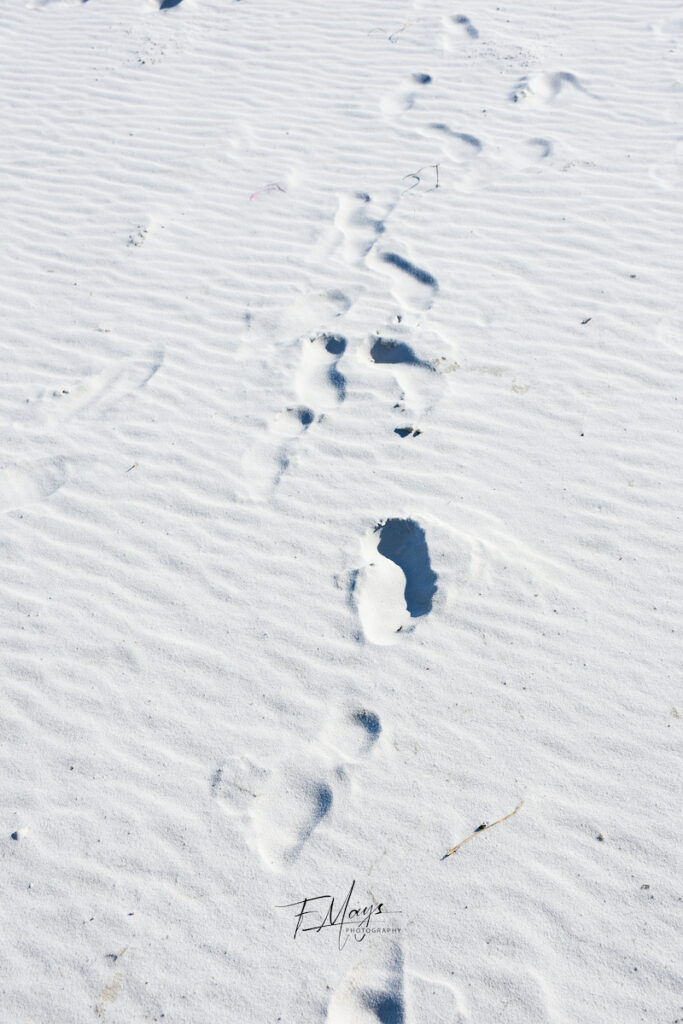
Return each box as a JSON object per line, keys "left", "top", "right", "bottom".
{"left": 159, "top": 0, "right": 183, "bottom": 8}
{"left": 370, "top": 338, "right": 432, "bottom": 370}
{"left": 306, "top": 783, "right": 333, "bottom": 838}
{"left": 430, "top": 123, "right": 482, "bottom": 152}
{"left": 353, "top": 709, "right": 382, "bottom": 742}
{"left": 284, "top": 406, "right": 314, "bottom": 429}
{"left": 452, "top": 14, "right": 478, "bottom": 38}
{"left": 377, "top": 518, "right": 437, "bottom": 618}
{"left": 380, "top": 252, "right": 438, "bottom": 289}
{"left": 321, "top": 334, "right": 346, "bottom": 356}
{"left": 364, "top": 992, "right": 405, "bottom": 1024}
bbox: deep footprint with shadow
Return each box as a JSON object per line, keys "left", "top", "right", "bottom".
{"left": 370, "top": 337, "right": 433, "bottom": 371}
{"left": 295, "top": 332, "right": 347, "bottom": 410}
{"left": 353, "top": 518, "right": 437, "bottom": 644}
{"left": 367, "top": 332, "right": 441, "bottom": 417}
{"left": 378, "top": 518, "right": 437, "bottom": 618}
{"left": 368, "top": 251, "right": 438, "bottom": 312}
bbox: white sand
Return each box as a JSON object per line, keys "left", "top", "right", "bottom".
{"left": 1, "top": 0, "right": 681, "bottom": 1021}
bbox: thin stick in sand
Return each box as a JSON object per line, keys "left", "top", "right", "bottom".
{"left": 442, "top": 800, "right": 524, "bottom": 859}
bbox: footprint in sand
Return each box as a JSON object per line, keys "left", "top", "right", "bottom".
{"left": 242, "top": 405, "right": 314, "bottom": 500}
{"left": 327, "top": 941, "right": 406, "bottom": 1023}
{"left": 248, "top": 707, "right": 382, "bottom": 870}
{"left": 415, "top": 122, "right": 484, "bottom": 190}
{"left": 0, "top": 457, "right": 67, "bottom": 513}
{"left": 380, "top": 71, "right": 432, "bottom": 116}
{"left": 243, "top": 331, "right": 347, "bottom": 499}
{"left": 21, "top": 349, "right": 163, "bottom": 427}
{"left": 366, "top": 332, "right": 441, "bottom": 419}
{"left": 335, "top": 192, "right": 388, "bottom": 266}
{"left": 352, "top": 518, "right": 438, "bottom": 645}
{"left": 420, "top": 122, "right": 482, "bottom": 164}
{"left": 510, "top": 71, "right": 587, "bottom": 105}
{"left": 327, "top": 942, "right": 469, "bottom": 1024}
{"left": 366, "top": 251, "right": 438, "bottom": 313}
{"left": 295, "top": 332, "right": 347, "bottom": 412}
{"left": 441, "top": 13, "right": 479, "bottom": 50}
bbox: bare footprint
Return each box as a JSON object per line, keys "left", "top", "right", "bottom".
{"left": 327, "top": 941, "right": 405, "bottom": 1023}
{"left": 352, "top": 518, "right": 438, "bottom": 645}
{"left": 295, "top": 332, "right": 347, "bottom": 411}
{"left": 510, "top": 71, "right": 587, "bottom": 106}
{"left": 420, "top": 122, "right": 482, "bottom": 164}
{"left": 367, "top": 251, "right": 438, "bottom": 313}
{"left": 335, "top": 192, "right": 388, "bottom": 266}
{"left": 242, "top": 405, "right": 314, "bottom": 500}
{"left": 366, "top": 332, "right": 440, "bottom": 418}
{"left": 249, "top": 707, "right": 382, "bottom": 871}
{"left": 251, "top": 767, "right": 333, "bottom": 869}
{"left": 380, "top": 71, "right": 432, "bottom": 116}
{"left": 23, "top": 349, "right": 163, "bottom": 426}
{"left": 442, "top": 13, "right": 479, "bottom": 51}
{"left": 0, "top": 457, "right": 67, "bottom": 513}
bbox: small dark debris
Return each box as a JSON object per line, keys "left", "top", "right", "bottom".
{"left": 640, "top": 884, "right": 650, "bottom": 890}
{"left": 11, "top": 831, "right": 19, "bottom": 841}
{"left": 474, "top": 822, "right": 488, "bottom": 832}
{"left": 581, "top": 317, "right": 592, "bottom": 325}
{"left": 596, "top": 833, "right": 604, "bottom": 841}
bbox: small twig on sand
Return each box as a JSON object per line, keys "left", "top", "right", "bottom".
{"left": 402, "top": 164, "right": 440, "bottom": 195}
{"left": 388, "top": 23, "right": 409, "bottom": 43}
{"left": 442, "top": 800, "right": 524, "bottom": 859}
{"left": 249, "top": 183, "right": 286, "bottom": 201}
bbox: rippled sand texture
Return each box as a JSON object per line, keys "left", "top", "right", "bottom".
{"left": 1, "top": 0, "right": 681, "bottom": 1022}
